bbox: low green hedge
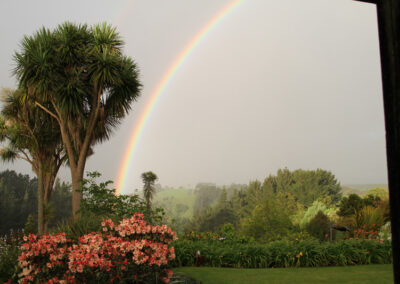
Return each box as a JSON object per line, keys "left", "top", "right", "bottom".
{"left": 172, "top": 239, "right": 392, "bottom": 268}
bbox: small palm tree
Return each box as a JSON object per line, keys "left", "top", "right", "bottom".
{"left": 141, "top": 171, "right": 158, "bottom": 211}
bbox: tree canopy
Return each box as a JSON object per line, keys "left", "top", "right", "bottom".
{"left": 13, "top": 22, "right": 142, "bottom": 218}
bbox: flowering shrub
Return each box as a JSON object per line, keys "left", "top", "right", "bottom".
{"left": 17, "top": 213, "right": 177, "bottom": 283}
{"left": 183, "top": 231, "right": 220, "bottom": 241}
{"left": 353, "top": 224, "right": 380, "bottom": 240}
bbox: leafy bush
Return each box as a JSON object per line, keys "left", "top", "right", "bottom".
{"left": 52, "top": 172, "right": 166, "bottom": 240}
{"left": 305, "top": 211, "right": 330, "bottom": 241}
{"left": 0, "top": 230, "right": 23, "bottom": 282}
{"left": 51, "top": 212, "right": 103, "bottom": 240}
{"left": 172, "top": 239, "right": 392, "bottom": 268}
{"left": 16, "top": 213, "right": 177, "bottom": 283}
{"left": 354, "top": 206, "right": 385, "bottom": 232}
{"left": 80, "top": 172, "right": 164, "bottom": 223}
{"left": 240, "top": 198, "right": 296, "bottom": 242}
{"left": 299, "top": 201, "right": 336, "bottom": 229}
{"left": 220, "top": 223, "right": 235, "bottom": 239}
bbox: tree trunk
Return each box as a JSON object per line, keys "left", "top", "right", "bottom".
{"left": 43, "top": 197, "right": 49, "bottom": 234}
{"left": 71, "top": 163, "right": 85, "bottom": 220}
{"left": 37, "top": 168, "right": 44, "bottom": 235}
{"left": 42, "top": 171, "right": 57, "bottom": 234}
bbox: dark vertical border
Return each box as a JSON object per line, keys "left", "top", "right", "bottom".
{"left": 355, "top": 0, "right": 400, "bottom": 282}
{"left": 376, "top": 0, "right": 400, "bottom": 282}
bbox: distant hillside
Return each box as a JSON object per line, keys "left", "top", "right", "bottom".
{"left": 153, "top": 188, "right": 196, "bottom": 220}
{"left": 341, "top": 184, "right": 388, "bottom": 196}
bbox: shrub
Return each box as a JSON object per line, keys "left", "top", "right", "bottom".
{"left": 306, "top": 211, "right": 331, "bottom": 241}
{"left": 220, "top": 223, "right": 235, "bottom": 239}
{"left": 79, "top": 172, "right": 165, "bottom": 224}
{"left": 354, "top": 206, "right": 385, "bottom": 233}
{"left": 240, "top": 198, "right": 295, "bottom": 242}
{"left": 16, "top": 213, "right": 177, "bottom": 283}
{"left": 172, "top": 238, "right": 392, "bottom": 268}
{"left": 0, "top": 230, "right": 24, "bottom": 282}
{"left": 299, "top": 201, "right": 336, "bottom": 229}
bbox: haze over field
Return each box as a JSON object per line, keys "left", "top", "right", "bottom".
{"left": 0, "top": 0, "right": 387, "bottom": 193}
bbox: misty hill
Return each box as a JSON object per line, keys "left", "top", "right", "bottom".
{"left": 153, "top": 183, "right": 389, "bottom": 221}
{"left": 153, "top": 188, "right": 196, "bottom": 220}
{"left": 341, "top": 184, "right": 388, "bottom": 196}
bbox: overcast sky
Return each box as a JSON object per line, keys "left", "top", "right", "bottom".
{"left": 0, "top": 0, "right": 387, "bottom": 193}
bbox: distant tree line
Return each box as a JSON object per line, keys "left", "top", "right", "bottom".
{"left": 170, "top": 168, "right": 390, "bottom": 243}
{"left": 0, "top": 170, "right": 71, "bottom": 236}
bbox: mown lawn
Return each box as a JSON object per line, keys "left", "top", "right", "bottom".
{"left": 174, "top": 264, "right": 393, "bottom": 284}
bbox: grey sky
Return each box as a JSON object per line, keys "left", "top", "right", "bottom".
{"left": 0, "top": 0, "right": 387, "bottom": 193}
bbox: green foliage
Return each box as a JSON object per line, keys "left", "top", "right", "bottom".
{"left": 354, "top": 206, "right": 385, "bottom": 232}
{"left": 24, "top": 214, "right": 37, "bottom": 234}
{"left": 51, "top": 212, "right": 102, "bottom": 240}
{"left": 367, "top": 187, "right": 389, "bottom": 200}
{"left": 300, "top": 201, "right": 336, "bottom": 229}
{"left": 80, "top": 172, "right": 145, "bottom": 219}
{"left": 338, "top": 193, "right": 382, "bottom": 219}
{"left": 305, "top": 211, "right": 330, "bottom": 241}
{"left": 220, "top": 223, "right": 236, "bottom": 239}
{"left": 13, "top": 22, "right": 142, "bottom": 217}
{"left": 172, "top": 239, "right": 392, "bottom": 268}
{"left": 187, "top": 188, "right": 238, "bottom": 234}
{"left": 0, "top": 170, "right": 37, "bottom": 236}
{"left": 141, "top": 171, "right": 158, "bottom": 210}
{"left": 153, "top": 188, "right": 196, "bottom": 220}
{"left": 193, "top": 183, "right": 222, "bottom": 214}
{"left": 62, "top": 172, "right": 165, "bottom": 238}
{"left": 1, "top": 88, "right": 66, "bottom": 234}
{"left": 0, "top": 231, "right": 23, "bottom": 282}
{"left": 338, "top": 194, "right": 364, "bottom": 217}
{"left": 262, "top": 168, "right": 341, "bottom": 207}
{"left": 0, "top": 170, "right": 72, "bottom": 236}
{"left": 240, "top": 197, "right": 295, "bottom": 242}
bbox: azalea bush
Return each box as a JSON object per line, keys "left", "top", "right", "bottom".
{"left": 17, "top": 213, "right": 177, "bottom": 283}
{"left": 53, "top": 172, "right": 165, "bottom": 240}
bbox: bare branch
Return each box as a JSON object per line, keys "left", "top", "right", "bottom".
{"left": 35, "top": 101, "right": 60, "bottom": 124}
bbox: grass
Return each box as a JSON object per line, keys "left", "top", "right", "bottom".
{"left": 174, "top": 264, "right": 394, "bottom": 284}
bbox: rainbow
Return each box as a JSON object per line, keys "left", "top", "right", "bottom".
{"left": 116, "top": 0, "right": 243, "bottom": 195}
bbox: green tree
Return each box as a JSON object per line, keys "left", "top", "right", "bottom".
{"left": 0, "top": 88, "right": 65, "bottom": 233}
{"left": 194, "top": 189, "right": 238, "bottom": 232}
{"left": 0, "top": 170, "right": 37, "bottom": 235}
{"left": 299, "top": 200, "right": 336, "bottom": 229}
{"left": 13, "top": 22, "right": 141, "bottom": 219}
{"left": 193, "top": 183, "right": 221, "bottom": 214}
{"left": 141, "top": 171, "right": 158, "bottom": 211}
{"left": 240, "top": 197, "right": 295, "bottom": 242}
{"left": 262, "top": 168, "right": 341, "bottom": 207}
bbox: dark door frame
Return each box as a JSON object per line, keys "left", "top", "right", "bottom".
{"left": 355, "top": 0, "right": 399, "bottom": 282}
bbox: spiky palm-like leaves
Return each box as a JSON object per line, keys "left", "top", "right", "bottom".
{"left": 0, "top": 88, "right": 65, "bottom": 234}
{"left": 141, "top": 171, "right": 158, "bottom": 211}
{"left": 14, "top": 22, "right": 142, "bottom": 218}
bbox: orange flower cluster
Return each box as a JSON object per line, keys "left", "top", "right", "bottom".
{"left": 17, "top": 213, "right": 177, "bottom": 283}
{"left": 353, "top": 224, "right": 380, "bottom": 240}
